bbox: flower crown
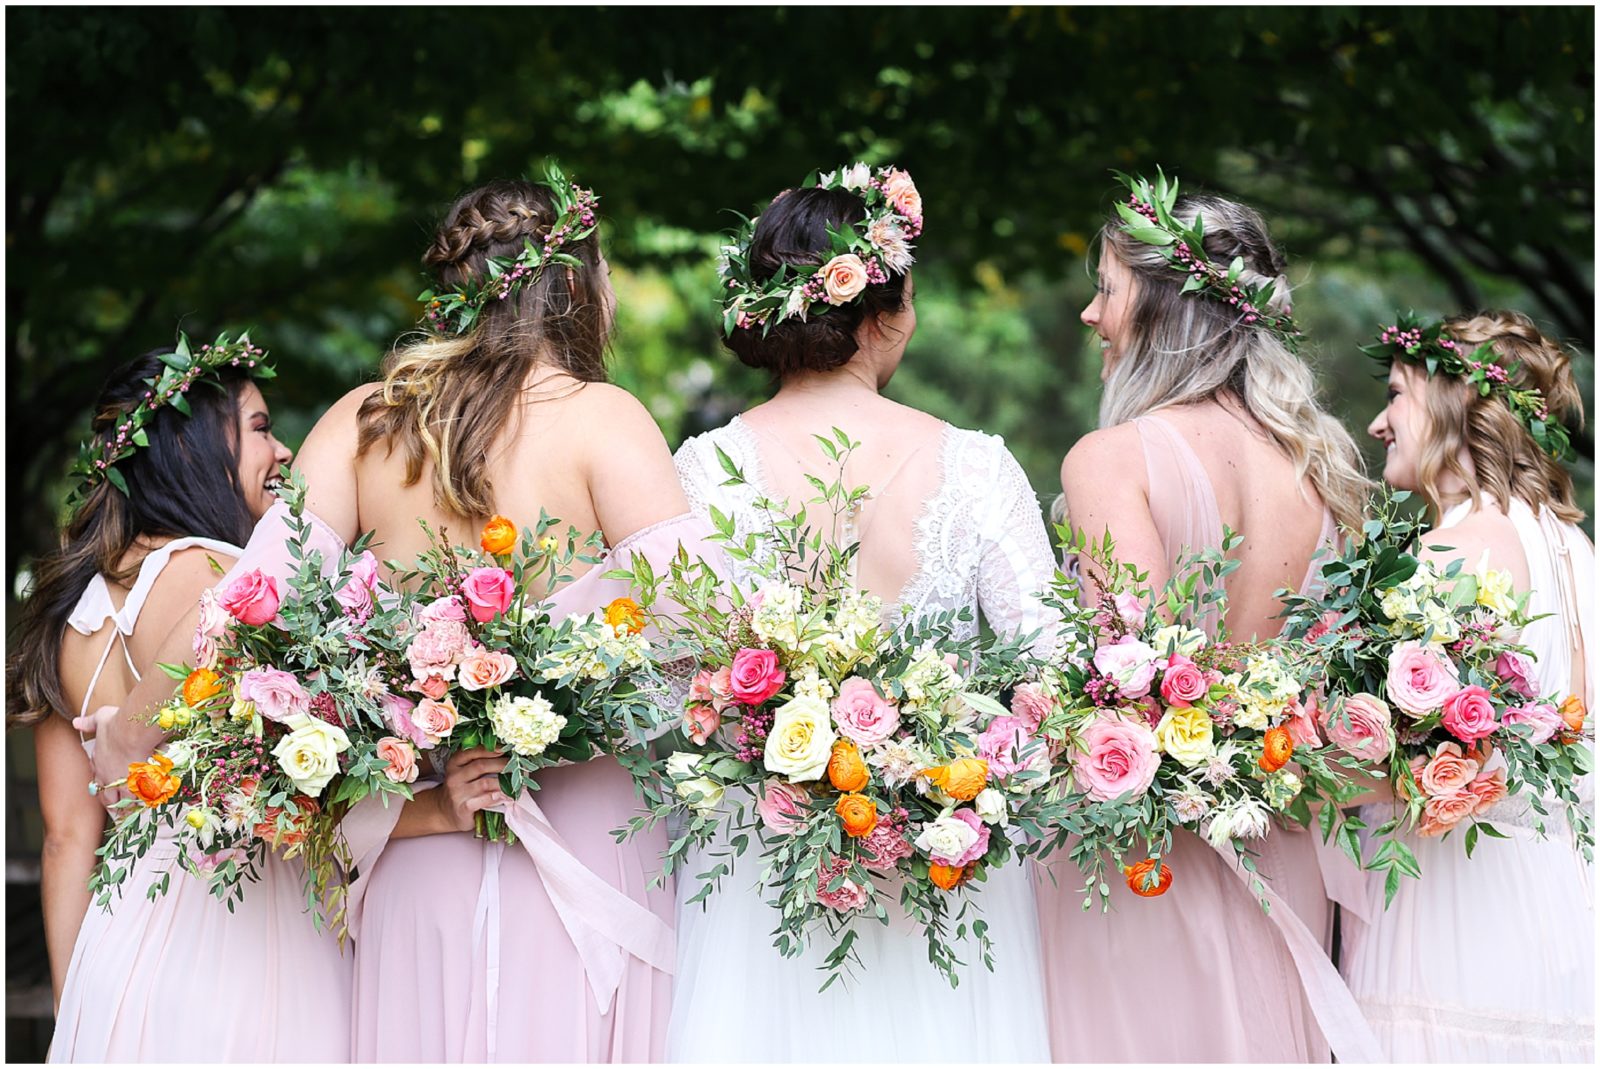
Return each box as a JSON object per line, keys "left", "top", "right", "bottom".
{"left": 418, "top": 163, "right": 600, "bottom": 336}
{"left": 718, "top": 162, "right": 923, "bottom": 336}
{"left": 1361, "top": 311, "right": 1575, "bottom": 462}
{"left": 68, "top": 331, "right": 276, "bottom": 510}
{"left": 1110, "top": 168, "right": 1303, "bottom": 351}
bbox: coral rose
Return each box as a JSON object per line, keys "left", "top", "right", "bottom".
{"left": 1419, "top": 742, "right": 1478, "bottom": 796}
{"left": 827, "top": 739, "right": 870, "bottom": 792}
{"left": 1467, "top": 767, "right": 1508, "bottom": 814}
{"left": 254, "top": 797, "right": 320, "bottom": 849}
{"left": 921, "top": 757, "right": 988, "bottom": 801}
{"left": 1441, "top": 685, "right": 1499, "bottom": 744}
{"left": 182, "top": 668, "right": 226, "bottom": 709}
{"left": 1124, "top": 858, "right": 1173, "bottom": 897}
{"left": 1257, "top": 726, "right": 1295, "bottom": 773}
{"left": 458, "top": 647, "right": 518, "bottom": 691}
{"left": 683, "top": 702, "right": 721, "bottom": 746}
{"left": 480, "top": 515, "right": 518, "bottom": 556}
{"left": 126, "top": 753, "right": 181, "bottom": 807}
{"left": 835, "top": 793, "right": 878, "bottom": 838}
{"left": 376, "top": 737, "right": 419, "bottom": 784}
{"left": 219, "top": 569, "right": 281, "bottom": 626}
{"left": 820, "top": 253, "right": 869, "bottom": 304}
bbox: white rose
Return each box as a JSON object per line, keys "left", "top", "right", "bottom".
{"left": 489, "top": 693, "right": 568, "bottom": 758}
{"left": 1150, "top": 625, "right": 1206, "bottom": 658}
{"left": 666, "top": 752, "right": 724, "bottom": 811}
{"left": 974, "top": 788, "right": 1009, "bottom": 827}
{"left": 841, "top": 162, "right": 871, "bottom": 190}
{"left": 271, "top": 713, "right": 351, "bottom": 797}
{"left": 914, "top": 813, "right": 979, "bottom": 861}
{"left": 763, "top": 694, "right": 836, "bottom": 781}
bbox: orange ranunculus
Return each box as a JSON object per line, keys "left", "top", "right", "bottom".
{"left": 1560, "top": 695, "right": 1586, "bottom": 735}
{"left": 827, "top": 739, "right": 869, "bottom": 792}
{"left": 480, "top": 515, "right": 518, "bottom": 556}
{"left": 1124, "top": 858, "right": 1174, "bottom": 897}
{"left": 126, "top": 754, "right": 181, "bottom": 807}
{"left": 835, "top": 792, "right": 878, "bottom": 838}
{"left": 182, "top": 667, "right": 225, "bottom": 708}
{"left": 604, "top": 597, "right": 646, "bottom": 635}
{"left": 254, "top": 796, "right": 321, "bottom": 850}
{"left": 1258, "top": 726, "right": 1294, "bottom": 773}
{"left": 921, "top": 757, "right": 988, "bottom": 801}
{"left": 929, "top": 861, "right": 976, "bottom": 890}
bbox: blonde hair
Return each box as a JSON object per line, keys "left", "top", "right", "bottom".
{"left": 1097, "top": 192, "right": 1372, "bottom": 533}
{"left": 357, "top": 179, "right": 611, "bottom": 518}
{"left": 1412, "top": 309, "right": 1585, "bottom": 525}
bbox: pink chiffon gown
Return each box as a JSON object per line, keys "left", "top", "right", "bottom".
{"left": 1034, "top": 414, "right": 1374, "bottom": 1063}
{"left": 48, "top": 536, "right": 352, "bottom": 1063}
{"left": 340, "top": 513, "right": 714, "bottom": 1063}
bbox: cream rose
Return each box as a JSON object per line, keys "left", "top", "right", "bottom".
{"left": 271, "top": 713, "right": 351, "bottom": 797}
{"left": 1473, "top": 554, "right": 1518, "bottom": 617}
{"left": 762, "top": 694, "right": 836, "bottom": 781}
{"left": 1150, "top": 625, "right": 1206, "bottom": 658}
{"left": 666, "top": 751, "right": 724, "bottom": 812}
{"left": 820, "top": 253, "right": 869, "bottom": 305}
{"left": 1155, "top": 704, "right": 1216, "bottom": 768}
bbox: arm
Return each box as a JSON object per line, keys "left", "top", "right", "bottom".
{"left": 387, "top": 748, "right": 509, "bottom": 840}
{"left": 35, "top": 714, "right": 108, "bottom": 1010}
{"left": 581, "top": 385, "right": 691, "bottom": 545}
{"left": 293, "top": 384, "right": 378, "bottom": 545}
{"left": 1059, "top": 425, "right": 1167, "bottom": 603}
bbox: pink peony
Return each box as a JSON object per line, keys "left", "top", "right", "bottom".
{"left": 457, "top": 647, "right": 517, "bottom": 691}
{"left": 1467, "top": 767, "right": 1508, "bottom": 813}
{"left": 335, "top": 550, "right": 381, "bottom": 619}
{"left": 977, "top": 715, "right": 1034, "bottom": 777}
{"left": 219, "top": 569, "right": 281, "bottom": 626}
{"left": 1010, "top": 683, "right": 1056, "bottom": 734}
{"left": 1159, "top": 654, "right": 1208, "bottom": 707}
{"left": 235, "top": 667, "right": 310, "bottom": 723}
{"left": 729, "top": 648, "right": 785, "bottom": 705}
{"left": 683, "top": 703, "right": 721, "bottom": 746}
{"left": 381, "top": 693, "right": 429, "bottom": 750}
{"left": 1419, "top": 790, "right": 1477, "bottom": 836}
{"left": 1419, "top": 742, "right": 1478, "bottom": 796}
{"left": 1494, "top": 651, "right": 1540, "bottom": 700}
{"left": 1093, "top": 635, "right": 1159, "bottom": 699}
{"left": 755, "top": 778, "right": 809, "bottom": 833}
{"left": 1386, "top": 641, "right": 1462, "bottom": 717}
{"left": 830, "top": 677, "right": 900, "bottom": 745}
{"left": 815, "top": 855, "right": 870, "bottom": 913}
{"left": 461, "top": 567, "right": 515, "bottom": 623}
{"left": 377, "top": 737, "right": 419, "bottom": 784}
{"left": 1441, "top": 685, "right": 1499, "bottom": 744}
{"left": 1502, "top": 702, "right": 1563, "bottom": 746}
{"left": 1321, "top": 693, "right": 1393, "bottom": 761}
{"left": 413, "top": 698, "right": 459, "bottom": 745}
{"left": 1074, "top": 714, "right": 1160, "bottom": 802}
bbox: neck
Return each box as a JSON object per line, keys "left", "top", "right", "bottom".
{"left": 772, "top": 361, "right": 882, "bottom": 402}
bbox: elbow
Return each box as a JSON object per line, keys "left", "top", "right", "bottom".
{"left": 41, "top": 819, "right": 105, "bottom": 862}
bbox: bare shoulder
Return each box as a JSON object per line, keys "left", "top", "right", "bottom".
{"left": 1060, "top": 423, "right": 1145, "bottom": 491}
{"left": 1419, "top": 506, "right": 1524, "bottom": 568}
{"left": 136, "top": 544, "right": 237, "bottom": 639}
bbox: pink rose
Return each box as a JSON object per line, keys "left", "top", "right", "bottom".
{"left": 457, "top": 647, "right": 518, "bottom": 691}
{"left": 195, "top": 588, "right": 231, "bottom": 638}
{"left": 1441, "top": 685, "right": 1499, "bottom": 744}
{"left": 1010, "top": 683, "right": 1056, "bottom": 735}
{"left": 939, "top": 808, "right": 991, "bottom": 867}
{"left": 1467, "top": 767, "right": 1508, "bottom": 813}
{"left": 1494, "top": 651, "right": 1540, "bottom": 700}
{"left": 1112, "top": 592, "right": 1144, "bottom": 628}
{"left": 977, "top": 716, "right": 1034, "bottom": 777}
{"left": 815, "top": 855, "right": 869, "bottom": 913}
{"left": 376, "top": 737, "right": 419, "bottom": 784}
{"left": 335, "top": 550, "right": 381, "bottom": 619}
{"left": 689, "top": 667, "right": 738, "bottom": 712}
{"left": 1159, "top": 654, "right": 1208, "bottom": 707}
{"left": 420, "top": 597, "right": 466, "bottom": 623}
{"left": 417, "top": 674, "right": 449, "bottom": 701}
{"left": 831, "top": 677, "right": 900, "bottom": 745}
{"left": 413, "top": 698, "right": 458, "bottom": 744}
{"left": 820, "top": 253, "right": 869, "bottom": 304}
{"left": 1419, "top": 790, "right": 1477, "bottom": 836}
{"left": 755, "top": 778, "right": 809, "bottom": 834}
{"left": 1386, "top": 641, "right": 1462, "bottom": 717}
{"left": 683, "top": 703, "right": 721, "bottom": 746}
{"left": 1305, "top": 610, "right": 1344, "bottom": 643}
{"left": 1502, "top": 702, "right": 1562, "bottom": 746}
{"left": 1322, "top": 693, "right": 1393, "bottom": 762}
{"left": 1419, "top": 741, "right": 1478, "bottom": 796}
{"left": 461, "top": 567, "right": 515, "bottom": 623}
{"left": 1093, "top": 635, "right": 1159, "bottom": 699}
{"left": 381, "top": 693, "right": 429, "bottom": 750}
{"left": 1284, "top": 692, "right": 1325, "bottom": 749}
{"left": 881, "top": 168, "right": 923, "bottom": 222}
{"left": 235, "top": 667, "right": 310, "bottom": 723}
{"left": 219, "top": 569, "right": 281, "bottom": 626}
{"left": 729, "top": 648, "right": 785, "bottom": 705}
{"left": 1074, "top": 714, "right": 1160, "bottom": 802}
{"left": 192, "top": 631, "right": 220, "bottom": 671}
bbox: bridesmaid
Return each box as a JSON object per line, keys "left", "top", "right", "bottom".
{"left": 1343, "top": 309, "right": 1593, "bottom": 1061}
{"left": 7, "top": 339, "right": 350, "bottom": 1061}
{"left": 1036, "top": 177, "right": 1375, "bottom": 1061}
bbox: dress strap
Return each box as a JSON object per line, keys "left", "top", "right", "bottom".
{"left": 1134, "top": 415, "right": 1224, "bottom": 636}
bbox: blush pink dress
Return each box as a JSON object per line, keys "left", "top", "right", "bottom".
{"left": 340, "top": 513, "right": 715, "bottom": 1063}
{"left": 1034, "top": 414, "right": 1378, "bottom": 1063}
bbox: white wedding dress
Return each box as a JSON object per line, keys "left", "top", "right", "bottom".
{"left": 1341, "top": 496, "right": 1596, "bottom": 1061}
{"left": 665, "top": 415, "right": 1056, "bottom": 1062}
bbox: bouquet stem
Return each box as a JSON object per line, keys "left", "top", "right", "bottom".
{"left": 474, "top": 810, "right": 518, "bottom": 844}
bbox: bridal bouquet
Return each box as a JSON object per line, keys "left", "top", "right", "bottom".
{"left": 1029, "top": 529, "right": 1365, "bottom": 910}
{"left": 90, "top": 479, "right": 417, "bottom": 933}
{"left": 1279, "top": 491, "right": 1593, "bottom": 904}
{"left": 392, "top": 512, "right": 666, "bottom": 843}
{"left": 618, "top": 431, "right": 1064, "bottom": 987}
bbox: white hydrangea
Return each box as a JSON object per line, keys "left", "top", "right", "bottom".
{"left": 489, "top": 693, "right": 567, "bottom": 758}
{"left": 899, "top": 645, "right": 961, "bottom": 706}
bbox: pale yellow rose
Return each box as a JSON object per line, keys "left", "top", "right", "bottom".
{"left": 1155, "top": 704, "right": 1216, "bottom": 768}
{"left": 763, "top": 695, "right": 836, "bottom": 781}
{"left": 1473, "top": 554, "right": 1518, "bottom": 617}
{"left": 271, "top": 714, "right": 352, "bottom": 797}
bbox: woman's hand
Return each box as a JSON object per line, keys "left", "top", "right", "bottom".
{"left": 431, "top": 747, "right": 511, "bottom": 833}
{"left": 71, "top": 704, "right": 164, "bottom": 809}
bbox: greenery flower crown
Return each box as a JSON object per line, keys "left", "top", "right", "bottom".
{"left": 1361, "top": 311, "right": 1575, "bottom": 462}
{"left": 1110, "top": 168, "right": 1303, "bottom": 351}
{"left": 718, "top": 162, "right": 923, "bottom": 337}
{"left": 68, "top": 330, "right": 276, "bottom": 511}
{"left": 417, "top": 162, "right": 600, "bottom": 336}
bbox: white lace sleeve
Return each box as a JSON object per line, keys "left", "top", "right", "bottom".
{"left": 973, "top": 436, "right": 1062, "bottom": 656}
{"left": 673, "top": 434, "right": 717, "bottom": 518}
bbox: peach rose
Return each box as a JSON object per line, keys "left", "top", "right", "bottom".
{"left": 418, "top": 675, "right": 449, "bottom": 701}
{"left": 882, "top": 168, "right": 923, "bottom": 221}
{"left": 480, "top": 515, "right": 518, "bottom": 556}
{"left": 1560, "top": 695, "right": 1586, "bottom": 733}
{"left": 820, "top": 253, "right": 869, "bottom": 304}
{"left": 1418, "top": 790, "right": 1476, "bottom": 836}
{"left": 458, "top": 647, "right": 518, "bottom": 691}
{"left": 413, "top": 698, "right": 458, "bottom": 744}
{"left": 683, "top": 702, "right": 721, "bottom": 746}
{"left": 376, "top": 736, "right": 419, "bottom": 784}
{"left": 1419, "top": 742, "right": 1478, "bottom": 796}
{"left": 1467, "top": 767, "right": 1507, "bottom": 813}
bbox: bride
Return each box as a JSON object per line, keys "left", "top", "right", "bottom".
{"left": 666, "top": 166, "right": 1056, "bottom": 1061}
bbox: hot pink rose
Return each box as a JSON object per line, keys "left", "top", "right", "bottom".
{"left": 1494, "top": 651, "right": 1540, "bottom": 700}
{"left": 815, "top": 855, "right": 869, "bottom": 913}
{"left": 1322, "top": 693, "right": 1393, "bottom": 761}
{"left": 1502, "top": 702, "right": 1562, "bottom": 746}
{"left": 755, "top": 778, "right": 809, "bottom": 834}
{"left": 461, "top": 567, "right": 515, "bottom": 623}
{"left": 729, "top": 648, "right": 785, "bottom": 705}
{"left": 377, "top": 737, "right": 419, "bottom": 784}
{"left": 335, "top": 551, "right": 381, "bottom": 619}
{"left": 1467, "top": 767, "right": 1508, "bottom": 813}
{"left": 1419, "top": 741, "right": 1478, "bottom": 796}
{"left": 413, "top": 698, "right": 458, "bottom": 744}
{"left": 1441, "top": 685, "right": 1499, "bottom": 744}
{"left": 1074, "top": 714, "right": 1159, "bottom": 802}
{"left": 1284, "top": 692, "right": 1325, "bottom": 749}
{"left": 1386, "top": 641, "right": 1462, "bottom": 717}
{"left": 1419, "top": 790, "right": 1477, "bottom": 836}
{"left": 977, "top": 715, "right": 1034, "bottom": 777}
{"left": 219, "top": 569, "right": 281, "bottom": 626}
{"left": 831, "top": 677, "right": 900, "bottom": 745}
{"left": 235, "top": 667, "right": 310, "bottom": 723}
{"left": 381, "top": 693, "right": 429, "bottom": 750}
{"left": 1159, "top": 654, "right": 1208, "bottom": 707}
{"left": 1092, "top": 635, "right": 1159, "bottom": 699}
{"left": 683, "top": 703, "right": 721, "bottom": 746}
{"left": 1009, "top": 683, "right": 1056, "bottom": 735}
{"left": 457, "top": 647, "right": 518, "bottom": 691}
